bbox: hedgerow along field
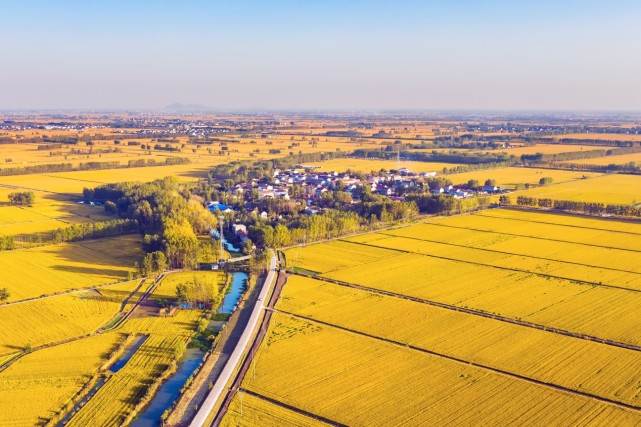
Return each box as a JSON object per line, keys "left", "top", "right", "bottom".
{"left": 511, "top": 173, "right": 641, "bottom": 205}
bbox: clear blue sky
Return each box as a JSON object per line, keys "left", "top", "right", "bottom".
{"left": 1, "top": 0, "right": 640, "bottom": 111}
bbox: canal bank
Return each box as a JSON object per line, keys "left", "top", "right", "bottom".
{"left": 130, "top": 271, "right": 250, "bottom": 426}
{"left": 162, "top": 268, "right": 267, "bottom": 427}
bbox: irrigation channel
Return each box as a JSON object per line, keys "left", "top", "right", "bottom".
{"left": 58, "top": 336, "right": 149, "bottom": 426}
{"left": 131, "top": 271, "right": 249, "bottom": 427}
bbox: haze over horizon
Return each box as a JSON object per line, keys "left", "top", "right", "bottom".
{"left": 2, "top": 0, "right": 640, "bottom": 111}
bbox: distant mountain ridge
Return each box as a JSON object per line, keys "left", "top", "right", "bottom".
{"left": 163, "top": 103, "right": 215, "bottom": 112}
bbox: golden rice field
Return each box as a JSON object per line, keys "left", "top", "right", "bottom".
{"left": 0, "top": 196, "right": 112, "bottom": 240}
{"left": 0, "top": 132, "right": 386, "bottom": 176}
{"left": 233, "top": 314, "right": 641, "bottom": 426}
{"left": 0, "top": 270, "right": 209, "bottom": 427}
{"left": 152, "top": 270, "right": 227, "bottom": 301}
{"left": 549, "top": 133, "right": 641, "bottom": 142}
{"left": 0, "top": 280, "right": 142, "bottom": 357}
{"left": 221, "top": 392, "right": 330, "bottom": 427}
{"left": 562, "top": 152, "right": 641, "bottom": 166}
{"left": 285, "top": 240, "right": 398, "bottom": 274}
{"left": 0, "top": 333, "right": 123, "bottom": 427}
{"left": 411, "top": 144, "right": 606, "bottom": 156}
{"left": 348, "top": 232, "right": 641, "bottom": 290}
{"left": 276, "top": 275, "right": 641, "bottom": 408}
{"left": 233, "top": 210, "right": 641, "bottom": 424}
{"left": 446, "top": 167, "right": 601, "bottom": 188}
{"left": 301, "top": 158, "right": 461, "bottom": 173}
{"left": 0, "top": 235, "right": 142, "bottom": 302}
{"left": 318, "top": 250, "right": 641, "bottom": 344}
{"left": 480, "top": 207, "right": 641, "bottom": 233}
{"left": 511, "top": 173, "right": 641, "bottom": 205}
{"left": 65, "top": 310, "right": 202, "bottom": 427}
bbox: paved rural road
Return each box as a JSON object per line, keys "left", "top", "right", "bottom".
{"left": 189, "top": 249, "right": 277, "bottom": 427}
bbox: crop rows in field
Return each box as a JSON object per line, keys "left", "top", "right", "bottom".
{"left": 0, "top": 280, "right": 141, "bottom": 357}
{"left": 277, "top": 276, "right": 641, "bottom": 409}
{"left": 64, "top": 272, "right": 224, "bottom": 427}
{"left": 0, "top": 235, "right": 142, "bottom": 302}
{"left": 228, "top": 313, "right": 641, "bottom": 426}
{"left": 259, "top": 210, "right": 641, "bottom": 425}
{"left": 0, "top": 333, "right": 123, "bottom": 426}
{"left": 220, "top": 391, "right": 332, "bottom": 427}
{"left": 66, "top": 313, "right": 202, "bottom": 427}
{"left": 511, "top": 173, "right": 641, "bottom": 206}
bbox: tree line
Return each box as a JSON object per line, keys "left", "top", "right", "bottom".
{"left": 0, "top": 157, "right": 191, "bottom": 177}
{"left": 84, "top": 177, "right": 217, "bottom": 269}
{"left": 8, "top": 191, "right": 35, "bottom": 206}
{"left": 513, "top": 196, "right": 641, "bottom": 218}
{"left": 51, "top": 219, "right": 138, "bottom": 243}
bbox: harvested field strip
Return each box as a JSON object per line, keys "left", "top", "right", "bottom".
{"left": 242, "top": 314, "right": 641, "bottom": 426}
{"left": 278, "top": 276, "right": 641, "bottom": 408}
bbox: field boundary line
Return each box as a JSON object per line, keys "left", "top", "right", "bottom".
{"left": 273, "top": 308, "right": 641, "bottom": 414}
{"left": 376, "top": 231, "right": 641, "bottom": 278}
{"left": 0, "top": 274, "right": 145, "bottom": 308}
{"left": 289, "top": 272, "right": 641, "bottom": 355}
{"left": 430, "top": 222, "right": 641, "bottom": 254}
{"left": 238, "top": 388, "right": 346, "bottom": 427}
{"left": 0, "top": 272, "right": 172, "bottom": 373}
{"left": 340, "top": 239, "right": 641, "bottom": 295}
{"left": 478, "top": 208, "right": 641, "bottom": 234}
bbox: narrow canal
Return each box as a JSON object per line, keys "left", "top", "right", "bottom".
{"left": 131, "top": 271, "right": 249, "bottom": 426}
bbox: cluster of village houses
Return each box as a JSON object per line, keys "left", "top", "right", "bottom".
{"left": 209, "top": 165, "right": 505, "bottom": 242}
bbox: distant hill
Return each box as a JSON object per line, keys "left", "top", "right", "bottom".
{"left": 163, "top": 103, "right": 215, "bottom": 113}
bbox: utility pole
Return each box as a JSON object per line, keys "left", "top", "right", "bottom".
{"left": 218, "top": 215, "right": 224, "bottom": 261}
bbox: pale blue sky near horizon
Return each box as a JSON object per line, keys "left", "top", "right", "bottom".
{"left": 1, "top": 0, "right": 640, "bottom": 111}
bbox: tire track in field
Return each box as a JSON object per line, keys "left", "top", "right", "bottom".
{"left": 289, "top": 272, "right": 641, "bottom": 355}
{"left": 340, "top": 239, "right": 641, "bottom": 295}
{"left": 272, "top": 307, "right": 641, "bottom": 414}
